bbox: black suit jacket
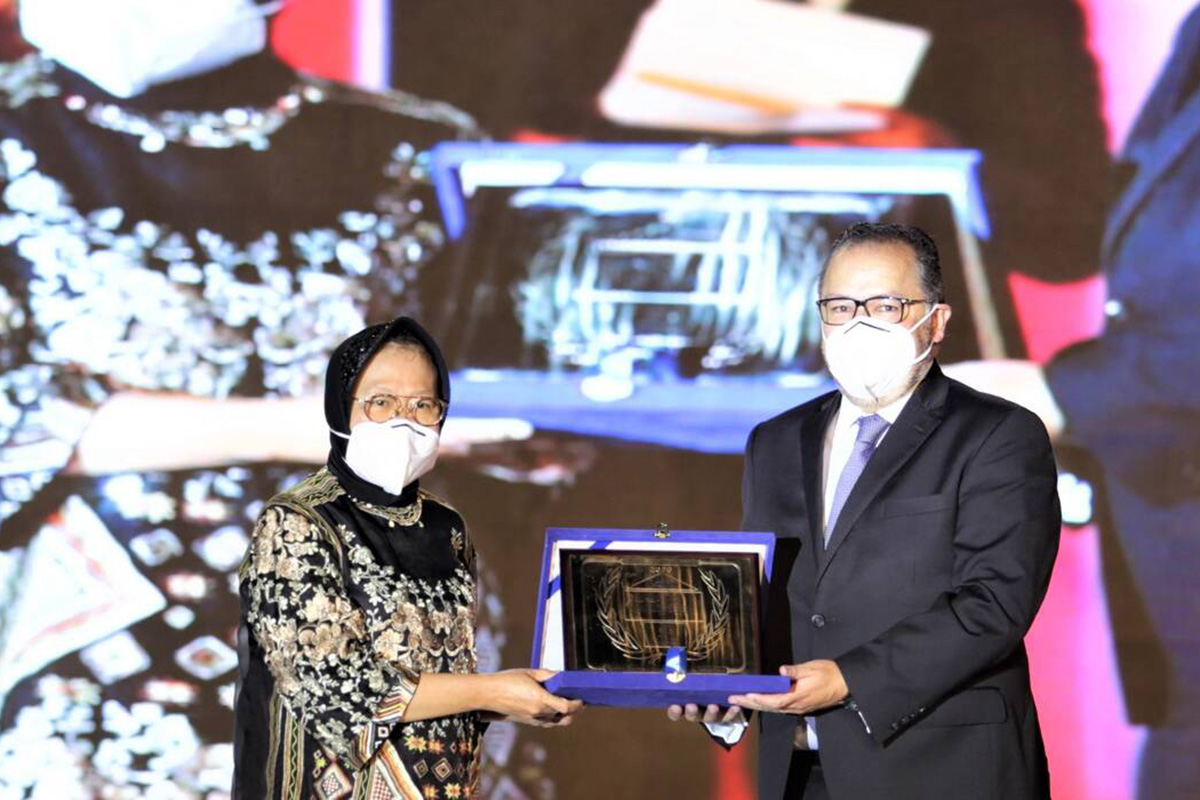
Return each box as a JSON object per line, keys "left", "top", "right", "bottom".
{"left": 745, "top": 363, "right": 1060, "bottom": 800}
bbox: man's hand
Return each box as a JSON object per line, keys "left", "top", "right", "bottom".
{"left": 666, "top": 704, "right": 745, "bottom": 724}
{"left": 942, "top": 360, "right": 1065, "bottom": 440}
{"left": 728, "top": 660, "right": 848, "bottom": 715}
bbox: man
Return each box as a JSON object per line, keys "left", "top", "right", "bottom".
{"left": 945, "top": 6, "right": 1200, "bottom": 797}
{"left": 676, "top": 223, "right": 1061, "bottom": 799}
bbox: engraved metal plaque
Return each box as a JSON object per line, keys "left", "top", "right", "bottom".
{"left": 560, "top": 550, "right": 762, "bottom": 673}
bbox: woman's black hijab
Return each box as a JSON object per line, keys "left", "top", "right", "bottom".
{"left": 324, "top": 316, "right": 450, "bottom": 507}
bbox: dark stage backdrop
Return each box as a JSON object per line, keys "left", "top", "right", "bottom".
{"left": 0, "top": 2, "right": 1197, "bottom": 799}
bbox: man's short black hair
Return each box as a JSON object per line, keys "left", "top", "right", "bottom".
{"left": 821, "top": 222, "right": 945, "bottom": 304}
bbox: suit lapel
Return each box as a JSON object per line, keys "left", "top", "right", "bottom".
{"left": 1104, "top": 88, "right": 1200, "bottom": 261}
{"left": 796, "top": 393, "right": 838, "bottom": 580}
{"left": 1103, "top": 10, "right": 1200, "bottom": 262}
{"left": 816, "top": 365, "right": 949, "bottom": 586}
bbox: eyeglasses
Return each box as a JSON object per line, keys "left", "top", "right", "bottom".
{"left": 816, "top": 295, "right": 931, "bottom": 326}
{"left": 353, "top": 394, "right": 447, "bottom": 426}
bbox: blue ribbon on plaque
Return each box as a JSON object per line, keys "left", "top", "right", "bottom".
{"left": 535, "top": 526, "right": 791, "bottom": 707}
{"left": 663, "top": 647, "right": 687, "bottom": 682}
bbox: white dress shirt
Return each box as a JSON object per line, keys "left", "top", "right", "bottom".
{"left": 821, "top": 390, "right": 914, "bottom": 528}
{"left": 797, "top": 388, "right": 915, "bottom": 750}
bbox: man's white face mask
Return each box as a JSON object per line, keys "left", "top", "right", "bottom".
{"left": 331, "top": 419, "right": 440, "bottom": 496}
{"left": 822, "top": 304, "right": 936, "bottom": 404}
{"left": 20, "top": 0, "right": 282, "bottom": 99}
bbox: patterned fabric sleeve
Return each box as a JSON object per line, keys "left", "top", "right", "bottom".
{"left": 242, "top": 504, "right": 422, "bottom": 769}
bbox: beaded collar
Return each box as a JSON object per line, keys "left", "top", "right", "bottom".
{"left": 0, "top": 53, "right": 312, "bottom": 152}
{"left": 63, "top": 84, "right": 316, "bottom": 152}
{"left": 351, "top": 493, "right": 424, "bottom": 528}
{"left": 2, "top": 52, "right": 480, "bottom": 159}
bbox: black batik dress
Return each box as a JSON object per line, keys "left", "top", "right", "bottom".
{"left": 237, "top": 468, "right": 484, "bottom": 800}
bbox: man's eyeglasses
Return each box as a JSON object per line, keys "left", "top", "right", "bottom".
{"left": 816, "top": 296, "right": 931, "bottom": 326}
{"left": 353, "top": 394, "right": 447, "bottom": 426}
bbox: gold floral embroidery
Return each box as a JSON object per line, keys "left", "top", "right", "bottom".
{"left": 356, "top": 495, "right": 423, "bottom": 527}
{"left": 244, "top": 505, "right": 416, "bottom": 767}
{"left": 336, "top": 523, "right": 478, "bottom": 679}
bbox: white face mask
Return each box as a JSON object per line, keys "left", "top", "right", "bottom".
{"left": 821, "top": 305, "right": 936, "bottom": 404}
{"left": 20, "top": 0, "right": 281, "bottom": 99}
{"left": 331, "top": 419, "right": 440, "bottom": 496}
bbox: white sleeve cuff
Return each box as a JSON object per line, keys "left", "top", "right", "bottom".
{"left": 704, "top": 720, "right": 748, "bottom": 746}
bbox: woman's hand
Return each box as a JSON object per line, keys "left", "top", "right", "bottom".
{"left": 478, "top": 669, "right": 584, "bottom": 727}
{"left": 400, "top": 670, "right": 583, "bottom": 725}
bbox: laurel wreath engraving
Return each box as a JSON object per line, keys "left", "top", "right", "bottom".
{"left": 596, "top": 565, "right": 730, "bottom": 662}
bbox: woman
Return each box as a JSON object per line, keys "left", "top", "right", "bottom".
{"left": 234, "top": 316, "right": 581, "bottom": 800}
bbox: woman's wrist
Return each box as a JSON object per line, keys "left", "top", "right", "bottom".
{"left": 434, "top": 672, "right": 495, "bottom": 715}
{"left": 404, "top": 672, "right": 491, "bottom": 721}
{"left": 469, "top": 672, "right": 501, "bottom": 715}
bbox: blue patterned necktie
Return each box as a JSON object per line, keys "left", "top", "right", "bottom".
{"left": 825, "top": 414, "right": 890, "bottom": 547}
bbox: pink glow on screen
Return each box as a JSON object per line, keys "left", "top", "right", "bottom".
{"left": 1027, "top": 525, "right": 1146, "bottom": 800}
{"left": 1008, "top": 273, "right": 1106, "bottom": 365}
{"left": 1078, "top": 0, "right": 1197, "bottom": 151}
{"left": 272, "top": 0, "right": 390, "bottom": 87}
{"left": 1009, "top": 223, "right": 1141, "bottom": 800}
{"left": 711, "top": 742, "right": 754, "bottom": 800}
{"left": 271, "top": 0, "right": 356, "bottom": 83}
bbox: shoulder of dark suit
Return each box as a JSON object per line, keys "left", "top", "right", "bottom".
{"left": 752, "top": 386, "right": 839, "bottom": 437}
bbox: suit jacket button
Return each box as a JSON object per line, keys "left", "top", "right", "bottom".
{"left": 810, "top": 614, "right": 826, "bottom": 628}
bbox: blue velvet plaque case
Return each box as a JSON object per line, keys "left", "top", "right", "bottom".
{"left": 533, "top": 527, "right": 791, "bottom": 707}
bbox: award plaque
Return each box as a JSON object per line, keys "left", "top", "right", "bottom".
{"left": 560, "top": 550, "right": 761, "bottom": 674}
{"left": 534, "top": 527, "right": 791, "bottom": 707}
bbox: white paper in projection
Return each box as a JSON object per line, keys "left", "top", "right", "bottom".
{"left": 598, "top": 0, "right": 932, "bottom": 134}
